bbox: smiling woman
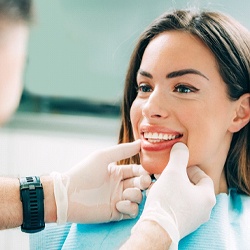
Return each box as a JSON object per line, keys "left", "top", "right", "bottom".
{"left": 119, "top": 11, "right": 250, "bottom": 196}
{"left": 118, "top": 8, "right": 250, "bottom": 249}
{"left": 129, "top": 30, "right": 235, "bottom": 194}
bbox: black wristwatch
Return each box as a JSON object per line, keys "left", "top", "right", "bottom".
{"left": 19, "top": 176, "right": 45, "bottom": 233}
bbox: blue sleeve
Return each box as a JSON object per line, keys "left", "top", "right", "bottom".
{"left": 30, "top": 193, "right": 146, "bottom": 250}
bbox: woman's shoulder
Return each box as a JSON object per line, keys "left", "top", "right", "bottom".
{"left": 179, "top": 188, "right": 250, "bottom": 250}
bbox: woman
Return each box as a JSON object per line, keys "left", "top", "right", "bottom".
{"left": 31, "top": 9, "right": 250, "bottom": 249}
{"left": 119, "top": 8, "right": 250, "bottom": 249}
{"left": 119, "top": 9, "right": 250, "bottom": 195}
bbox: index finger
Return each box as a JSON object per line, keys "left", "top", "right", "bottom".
{"left": 100, "top": 140, "right": 141, "bottom": 165}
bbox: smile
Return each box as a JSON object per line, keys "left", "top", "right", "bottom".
{"left": 144, "top": 132, "right": 182, "bottom": 143}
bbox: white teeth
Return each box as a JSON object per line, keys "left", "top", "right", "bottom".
{"left": 163, "top": 134, "right": 169, "bottom": 140}
{"left": 144, "top": 132, "right": 180, "bottom": 141}
{"left": 152, "top": 132, "right": 158, "bottom": 139}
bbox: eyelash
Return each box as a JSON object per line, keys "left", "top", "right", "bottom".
{"left": 136, "top": 84, "right": 152, "bottom": 93}
{"left": 136, "top": 83, "right": 199, "bottom": 94}
{"left": 173, "top": 84, "right": 199, "bottom": 93}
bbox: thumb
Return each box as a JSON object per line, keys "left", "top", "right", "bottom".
{"left": 100, "top": 140, "right": 141, "bottom": 164}
{"left": 166, "top": 142, "right": 189, "bottom": 172}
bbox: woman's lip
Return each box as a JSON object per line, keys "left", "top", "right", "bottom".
{"left": 139, "top": 125, "right": 183, "bottom": 151}
{"left": 140, "top": 125, "right": 180, "bottom": 134}
{"left": 141, "top": 135, "right": 183, "bottom": 151}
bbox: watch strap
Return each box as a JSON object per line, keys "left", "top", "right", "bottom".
{"left": 20, "top": 176, "right": 45, "bottom": 233}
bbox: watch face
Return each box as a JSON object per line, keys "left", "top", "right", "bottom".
{"left": 20, "top": 176, "right": 45, "bottom": 233}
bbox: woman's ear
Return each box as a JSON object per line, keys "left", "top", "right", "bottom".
{"left": 228, "top": 93, "right": 250, "bottom": 133}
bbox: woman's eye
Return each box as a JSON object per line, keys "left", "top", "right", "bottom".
{"left": 173, "top": 84, "right": 199, "bottom": 93}
{"left": 136, "top": 84, "right": 152, "bottom": 93}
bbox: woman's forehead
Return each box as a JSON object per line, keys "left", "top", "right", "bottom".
{"left": 140, "top": 31, "right": 217, "bottom": 76}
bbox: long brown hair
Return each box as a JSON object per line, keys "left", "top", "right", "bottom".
{"left": 118, "top": 9, "right": 250, "bottom": 195}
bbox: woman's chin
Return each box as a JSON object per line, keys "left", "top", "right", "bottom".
{"left": 140, "top": 151, "right": 170, "bottom": 174}
{"left": 140, "top": 154, "right": 169, "bottom": 174}
{"left": 141, "top": 162, "right": 165, "bottom": 175}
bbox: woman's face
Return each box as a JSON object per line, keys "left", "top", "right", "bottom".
{"left": 130, "top": 31, "right": 237, "bottom": 193}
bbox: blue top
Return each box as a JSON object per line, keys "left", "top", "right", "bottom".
{"left": 30, "top": 189, "right": 250, "bottom": 250}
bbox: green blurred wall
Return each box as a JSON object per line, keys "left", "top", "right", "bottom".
{"left": 24, "top": 0, "right": 250, "bottom": 103}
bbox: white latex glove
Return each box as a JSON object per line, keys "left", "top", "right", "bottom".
{"left": 51, "top": 140, "right": 151, "bottom": 224}
{"left": 132, "top": 142, "right": 216, "bottom": 249}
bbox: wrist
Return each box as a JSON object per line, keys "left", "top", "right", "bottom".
{"left": 133, "top": 202, "right": 180, "bottom": 247}
{"left": 121, "top": 220, "right": 171, "bottom": 250}
{"left": 40, "top": 175, "right": 57, "bottom": 223}
{"left": 13, "top": 178, "right": 23, "bottom": 227}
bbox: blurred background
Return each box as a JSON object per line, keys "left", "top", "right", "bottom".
{"left": 0, "top": 0, "right": 249, "bottom": 249}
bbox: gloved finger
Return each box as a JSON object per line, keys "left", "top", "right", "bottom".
{"left": 167, "top": 142, "right": 189, "bottom": 172}
{"left": 168, "top": 142, "right": 189, "bottom": 169}
{"left": 187, "top": 166, "right": 215, "bottom": 188}
{"left": 187, "top": 166, "right": 216, "bottom": 207}
{"left": 187, "top": 166, "right": 208, "bottom": 184}
{"left": 123, "top": 188, "right": 142, "bottom": 204}
{"left": 119, "top": 214, "right": 138, "bottom": 220}
{"left": 100, "top": 140, "right": 141, "bottom": 165}
{"left": 118, "top": 164, "right": 149, "bottom": 180}
{"left": 116, "top": 200, "right": 139, "bottom": 219}
{"left": 123, "top": 175, "right": 151, "bottom": 190}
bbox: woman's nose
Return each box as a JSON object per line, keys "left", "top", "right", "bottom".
{"left": 142, "top": 89, "right": 169, "bottom": 120}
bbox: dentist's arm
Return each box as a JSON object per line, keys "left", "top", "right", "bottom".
{"left": 0, "top": 140, "right": 151, "bottom": 230}
{"left": 120, "top": 143, "right": 216, "bottom": 250}
{"left": 0, "top": 175, "right": 56, "bottom": 229}
{"left": 0, "top": 177, "right": 23, "bottom": 229}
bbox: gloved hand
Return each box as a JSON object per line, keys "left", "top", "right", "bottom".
{"left": 132, "top": 142, "right": 216, "bottom": 249}
{"left": 50, "top": 140, "right": 151, "bottom": 224}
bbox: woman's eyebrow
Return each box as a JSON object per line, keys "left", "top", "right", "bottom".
{"left": 137, "top": 69, "right": 153, "bottom": 79}
{"left": 167, "top": 69, "right": 209, "bottom": 80}
{"left": 138, "top": 68, "right": 209, "bottom": 81}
